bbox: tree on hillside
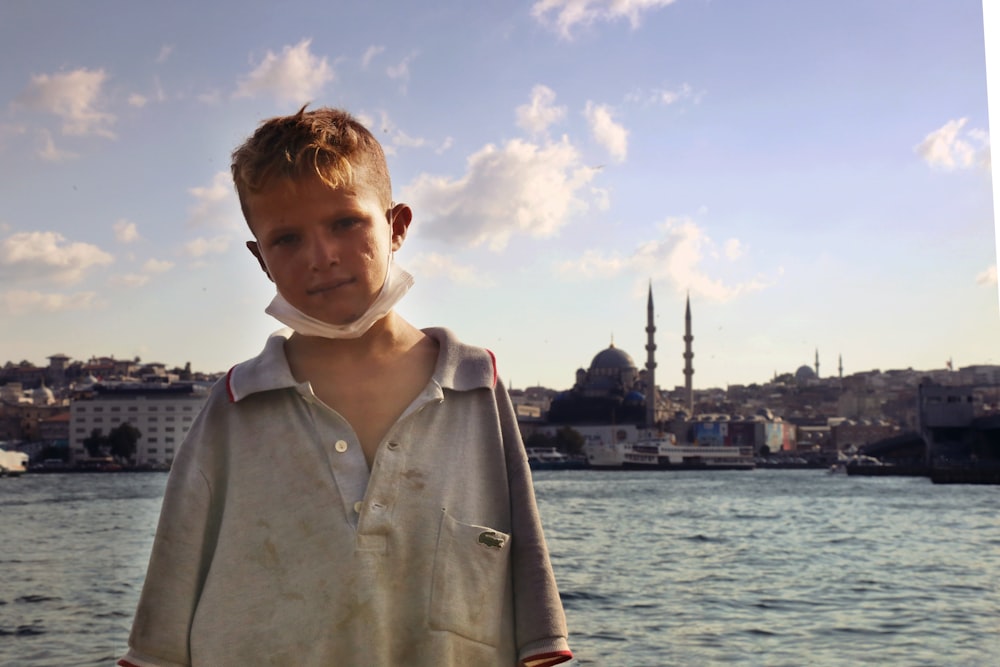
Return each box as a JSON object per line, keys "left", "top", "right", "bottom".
{"left": 524, "top": 431, "right": 555, "bottom": 450}
{"left": 108, "top": 422, "right": 141, "bottom": 463}
{"left": 83, "top": 428, "right": 108, "bottom": 458}
{"left": 554, "top": 426, "right": 585, "bottom": 456}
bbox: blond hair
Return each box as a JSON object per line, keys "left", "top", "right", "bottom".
{"left": 231, "top": 106, "right": 393, "bottom": 223}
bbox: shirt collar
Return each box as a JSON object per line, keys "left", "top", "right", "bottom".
{"left": 226, "top": 326, "right": 497, "bottom": 403}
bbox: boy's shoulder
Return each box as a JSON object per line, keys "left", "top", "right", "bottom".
{"left": 421, "top": 327, "right": 498, "bottom": 391}
{"left": 224, "top": 329, "right": 299, "bottom": 403}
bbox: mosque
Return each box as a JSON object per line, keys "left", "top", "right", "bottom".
{"left": 547, "top": 287, "right": 695, "bottom": 426}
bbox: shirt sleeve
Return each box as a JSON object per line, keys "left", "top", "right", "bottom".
{"left": 119, "top": 395, "right": 224, "bottom": 667}
{"left": 495, "top": 380, "right": 573, "bottom": 665}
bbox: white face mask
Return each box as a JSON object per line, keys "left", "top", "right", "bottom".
{"left": 264, "top": 255, "right": 414, "bottom": 339}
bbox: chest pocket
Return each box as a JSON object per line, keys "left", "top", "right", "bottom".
{"left": 428, "top": 510, "right": 511, "bottom": 646}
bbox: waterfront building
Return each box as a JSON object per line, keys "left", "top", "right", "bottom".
{"left": 69, "top": 382, "right": 209, "bottom": 466}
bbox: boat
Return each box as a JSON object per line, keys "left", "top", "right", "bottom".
{"left": 525, "top": 447, "right": 588, "bottom": 471}
{"left": 585, "top": 431, "right": 754, "bottom": 470}
{"left": 0, "top": 448, "right": 30, "bottom": 477}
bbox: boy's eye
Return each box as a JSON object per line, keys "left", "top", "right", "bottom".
{"left": 333, "top": 217, "right": 362, "bottom": 231}
{"left": 271, "top": 234, "right": 299, "bottom": 247}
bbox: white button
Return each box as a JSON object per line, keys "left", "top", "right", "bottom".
{"left": 334, "top": 439, "right": 348, "bottom": 453}
{"left": 353, "top": 501, "right": 363, "bottom": 513}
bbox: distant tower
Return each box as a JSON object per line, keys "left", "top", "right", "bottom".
{"left": 838, "top": 354, "right": 843, "bottom": 379}
{"left": 683, "top": 293, "right": 694, "bottom": 414}
{"left": 814, "top": 348, "right": 820, "bottom": 379}
{"left": 645, "top": 283, "right": 657, "bottom": 428}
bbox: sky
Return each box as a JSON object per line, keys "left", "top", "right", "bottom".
{"left": 1, "top": 0, "right": 997, "bottom": 391}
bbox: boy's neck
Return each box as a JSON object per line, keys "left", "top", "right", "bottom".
{"left": 285, "top": 311, "right": 421, "bottom": 362}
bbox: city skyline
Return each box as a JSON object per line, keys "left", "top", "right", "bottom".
{"left": 3, "top": 335, "right": 996, "bottom": 393}
{"left": 1, "top": 1, "right": 998, "bottom": 390}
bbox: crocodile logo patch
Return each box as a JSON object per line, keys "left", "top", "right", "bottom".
{"left": 477, "top": 531, "right": 506, "bottom": 549}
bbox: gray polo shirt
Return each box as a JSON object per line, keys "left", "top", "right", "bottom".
{"left": 120, "top": 327, "right": 572, "bottom": 667}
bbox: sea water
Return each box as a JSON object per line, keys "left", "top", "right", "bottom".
{"left": 1, "top": 470, "right": 997, "bottom": 666}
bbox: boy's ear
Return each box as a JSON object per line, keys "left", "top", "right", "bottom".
{"left": 389, "top": 203, "right": 413, "bottom": 251}
{"left": 246, "top": 241, "right": 273, "bottom": 281}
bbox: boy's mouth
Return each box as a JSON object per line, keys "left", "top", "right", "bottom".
{"left": 306, "top": 278, "right": 354, "bottom": 295}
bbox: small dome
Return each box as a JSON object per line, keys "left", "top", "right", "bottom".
{"left": 795, "top": 365, "right": 817, "bottom": 382}
{"left": 590, "top": 344, "right": 636, "bottom": 371}
{"left": 32, "top": 385, "right": 55, "bottom": 405}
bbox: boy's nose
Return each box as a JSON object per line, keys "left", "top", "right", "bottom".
{"left": 308, "top": 236, "right": 339, "bottom": 270}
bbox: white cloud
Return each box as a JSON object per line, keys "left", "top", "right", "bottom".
{"left": 977, "top": 264, "right": 998, "bottom": 286}
{"left": 234, "top": 38, "right": 334, "bottom": 104}
{"left": 114, "top": 219, "right": 140, "bottom": 243}
{"left": 436, "top": 136, "right": 454, "bottom": 154}
{"left": 184, "top": 235, "right": 231, "bottom": 258}
{"left": 362, "top": 45, "right": 385, "bottom": 69}
{"left": 128, "top": 93, "right": 148, "bottom": 108}
{"left": 584, "top": 101, "right": 628, "bottom": 162}
{"left": 1, "top": 289, "right": 101, "bottom": 315}
{"left": 110, "top": 273, "right": 150, "bottom": 288}
{"left": 368, "top": 111, "right": 429, "bottom": 152}
{"left": 402, "top": 136, "right": 598, "bottom": 251}
{"left": 143, "top": 258, "right": 174, "bottom": 273}
{"left": 188, "top": 171, "right": 239, "bottom": 228}
{"left": 532, "top": 0, "right": 679, "bottom": 38}
{"left": 15, "top": 67, "right": 116, "bottom": 138}
{"left": 108, "top": 256, "right": 173, "bottom": 288}
{"left": 37, "top": 129, "right": 78, "bottom": 162}
{"left": 0, "top": 231, "right": 113, "bottom": 285}
{"left": 516, "top": 85, "right": 567, "bottom": 135}
{"left": 408, "top": 252, "right": 495, "bottom": 287}
{"left": 658, "top": 83, "right": 691, "bottom": 105}
{"left": 916, "top": 118, "right": 991, "bottom": 170}
{"left": 386, "top": 51, "right": 419, "bottom": 82}
{"left": 555, "top": 217, "right": 773, "bottom": 302}
{"left": 156, "top": 45, "right": 174, "bottom": 64}
{"left": 554, "top": 249, "right": 628, "bottom": 279}
{"left": 393, "top": 130, "right": 426, "bottom": 149}
{"left": 723, "top": 238, "right": 745, "bottom": 260}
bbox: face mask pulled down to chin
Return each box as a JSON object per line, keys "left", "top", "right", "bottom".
{"left": 264, "top": 255, "right": 414, "bottom": 339}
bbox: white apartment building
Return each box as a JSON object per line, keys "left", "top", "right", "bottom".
{"left": 69, "top": 382, "right": 210, "bottom": 466}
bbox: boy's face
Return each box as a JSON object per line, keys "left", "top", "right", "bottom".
{"left": 244, "top": 173, "right": 410, "bottom": 326}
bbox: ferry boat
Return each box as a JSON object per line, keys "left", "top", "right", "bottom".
{"left": 585, "top": 431, "right": 754, "bottom": 470}
{"left": 0, "top": 448, "right": 29, "bottom": 477}
{"left": 525, "top": 447, "right": 588, "bottom": 471}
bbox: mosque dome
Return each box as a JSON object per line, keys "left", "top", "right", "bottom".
{"left": 32, "top": 384, "right": 55, "bottom": 405}
{"left": 590, "top": 345, "right": 636, "bottom": 371}
{"left": 795, "top": 365, "right": 817, "bottom": 382}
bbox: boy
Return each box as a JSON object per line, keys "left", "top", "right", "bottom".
{"left": 118, "top": 107, "right": 573, "bottom": 667}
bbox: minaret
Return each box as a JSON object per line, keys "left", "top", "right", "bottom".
{"left": 814, "top": 348, "right": 820, "bottom": 378}
{"left": 645, "top": 283, "right": 657, "bottom": 428}
{"left": 683, "top": 293, "right": 694, "bottom": 414}
{"left": 838, "top": 354, "right": 843, "bottom": 379}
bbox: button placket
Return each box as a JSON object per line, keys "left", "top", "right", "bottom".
{"left": 298, "top": 391, "right": 370, "bottom": 529}
{"left": 359, "top": 437, "right": 404, "bottom": 534}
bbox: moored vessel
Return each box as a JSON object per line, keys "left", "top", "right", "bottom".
{"left": 0, "top": 448, "right": 29, "bottom": 477}
{"left": 585, "top": 431, "right": 754, "bottom": 470}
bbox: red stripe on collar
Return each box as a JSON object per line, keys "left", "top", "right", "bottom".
{"left": 225, "top": 365, "right": 236, "bottom": 403}
{"left": 486, "top": 348, "right": 497, "bottom": 387}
